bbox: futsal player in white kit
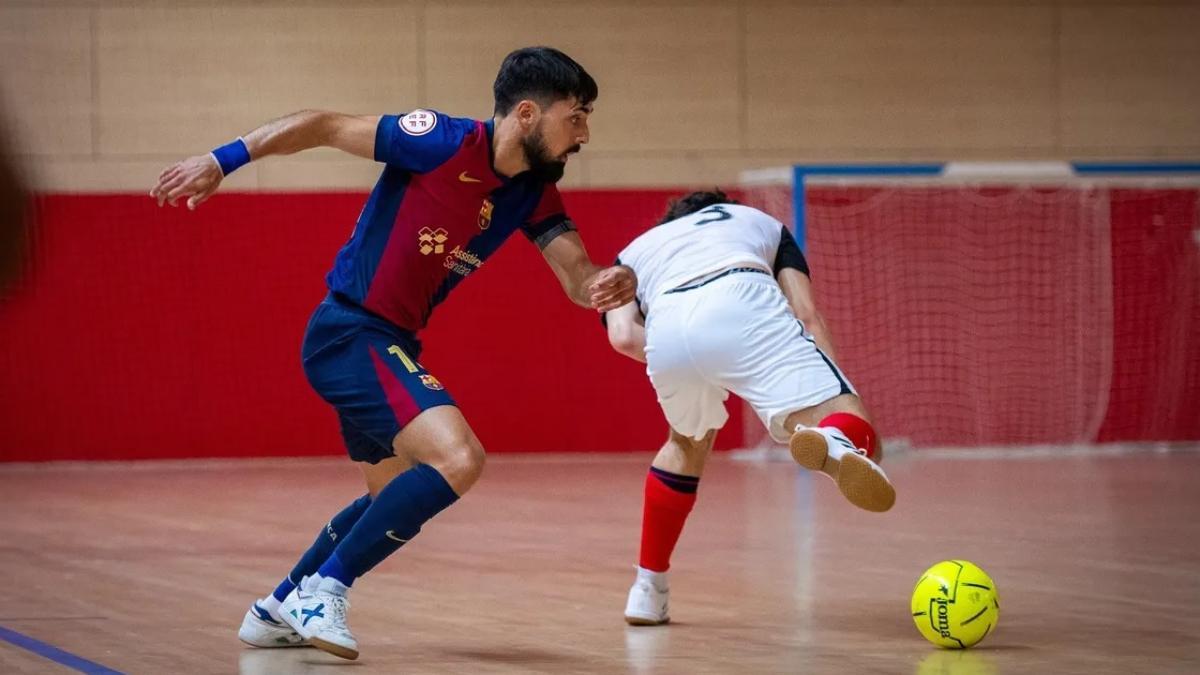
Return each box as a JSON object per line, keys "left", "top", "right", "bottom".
{"left": 604, "top": 190, "right": 896, "bottom": 625}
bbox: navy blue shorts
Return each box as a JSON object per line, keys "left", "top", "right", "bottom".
{"left": 301, "top": 294, "right": 456, "bottom": 464}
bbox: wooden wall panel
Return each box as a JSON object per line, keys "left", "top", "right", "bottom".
{"left": 1060, "top": 4, "right": 1200, "bottom": 153}
{"left": 745, "top": 4, "right": 1057, "bottom": 153}
{"left": 424, "top": 3, "right": 740, "bottom": 153}
{"left": 0, "top": 1, "right": 1193, "bottom": 190}
{"left": 29, "top": 157, "right": 256, "bottom": 192}
{"left": 95, "top": 4, "right": 420, "bottom": 156}
{"left": 0, "top": 7, "right": 92, "bottom": 157}
{"left": 581, "top": 152, "right": 800, "bottom": 188}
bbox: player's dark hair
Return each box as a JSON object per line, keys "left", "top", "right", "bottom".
{"left": 656, "top": 189, "right": 739, "bottom": 225}
{"left": 493, "top": 47, "right": 598, "bottom": 116}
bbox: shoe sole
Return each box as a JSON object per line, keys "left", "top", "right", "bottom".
{"left": 837, "top": 453, "right": 896, "bottom": 513}
{"left": 238, "top": 636, "right": 312, "bottom": 649}
{"left": 624, "top": 614, "right": 670, "bottom": 626}
{"left": 789, "top": 429, "right": 830, "bottom": 471}
{"left": 309, "top": 637, "right": 359, "bottom": 660}
{"left": 240, "top": 613, "right": 312, "bottom": 649}
{"left": 790, "top": 429, "right": 895, "bottom": 512}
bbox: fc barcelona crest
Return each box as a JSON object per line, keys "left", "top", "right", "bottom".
{"left": 419, "top": 374, "right": 444, "bottom": 391}
{"left": 478, "top": 199, "right": 494, "bottom": 231}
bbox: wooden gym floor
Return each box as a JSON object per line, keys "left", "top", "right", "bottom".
{"left": 1, "top": 446, "right": 1198, "bottom": 674}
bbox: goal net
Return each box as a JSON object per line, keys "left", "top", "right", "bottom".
{"left": 737, "top": 162, "right": 1200, "bottom": 451}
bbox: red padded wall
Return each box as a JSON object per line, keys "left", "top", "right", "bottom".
{"left": 0, "top": 191, "right": 744, "bottom": 461}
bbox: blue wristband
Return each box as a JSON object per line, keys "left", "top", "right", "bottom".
{"left": 210, "top": 137, "right": 251, "bottom": 176}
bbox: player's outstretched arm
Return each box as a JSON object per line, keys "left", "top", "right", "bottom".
{"left": 539, "top": 231, "right": 636, "bottom": 311}
{"left": 150, "top": 110, "right": 380, "bottom": 210}
{"left": 605, "top": 302, "right": 646, "bottom": 363}
{"left": 778, "top": 267, "right": 839, "bottom": 362}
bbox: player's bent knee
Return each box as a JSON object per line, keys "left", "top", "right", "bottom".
{"left": 428, "top": 441, "right": 486, "bottom": 495}
{"left": 785, "top": 397, "right": 885, "bottom": 462}
{"left": 667, "top": 428, "right": 716, "bottom": 458}
{"left": 784, "top": 394, "right": 870, "bottom": 431}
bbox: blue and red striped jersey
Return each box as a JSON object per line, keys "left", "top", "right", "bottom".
{"left": 326, "top": 109, "right": 574, "bottom": 332}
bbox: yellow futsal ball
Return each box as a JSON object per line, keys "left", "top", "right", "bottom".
{"left": 911, "top": 560, "right": 999, "bottom": 649}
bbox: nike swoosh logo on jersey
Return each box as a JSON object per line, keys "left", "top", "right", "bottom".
{"left": 458, "top": 172, "right": 481, "bottom": 183}
{"left": 386, "top": 530, "right": 409, "bottom": 543}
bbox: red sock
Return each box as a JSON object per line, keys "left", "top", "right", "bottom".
{"left": 820, "top": 412, "right": 879, "bottom": 460}
{"left": 638, "top": 468, "right": 698, "bottom": 572}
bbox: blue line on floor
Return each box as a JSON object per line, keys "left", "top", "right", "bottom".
{"left": 0, "top": 624, "right": 125, "bottom": 674}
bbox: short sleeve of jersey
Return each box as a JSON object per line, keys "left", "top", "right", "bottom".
{"left": 773, "top": 224, "right": 810, "bottom": 277}
{"left": 521, "top": 183, "right": 577, "bottom": 249}
{"left": 374, "top": 110, "right": 470, "bottom": 173}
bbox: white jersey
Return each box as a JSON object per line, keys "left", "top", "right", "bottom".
{"left": 615, "top": 202, "right": 852, "bottom": 442}
{"left": 617, "top": 204, "right": 786, "bottom": 316}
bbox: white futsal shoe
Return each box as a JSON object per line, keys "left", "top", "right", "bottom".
{"left": 238, "top": 598, "right": 308, "bottom": 648}
{"left": 280, "top": 575, "right": 359, "bottom": 660}
{"left": 790, "top": 425, "right": 896, "bottom": 512}
{"left": 624, "top": 567, "right": 670, "bottom": 626}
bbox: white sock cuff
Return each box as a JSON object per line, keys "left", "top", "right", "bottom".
{"left": 316, "top": 575, "right": 350, "bottom": 597}
{"left": 636, "top": 565, "right": 669, "bottom": 591}
{"left": 259, "top": 595, "right": 282, "bottom": 616}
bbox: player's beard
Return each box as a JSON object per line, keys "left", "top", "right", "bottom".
{"left": 522, "top": 125, "right": 577, "bottom": 184}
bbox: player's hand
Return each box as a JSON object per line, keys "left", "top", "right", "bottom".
{"left": 150, "top": 153, "right": 224, "bottom": 210}
{"left": 586, "top": 264, "right": 636, "bottom": 312}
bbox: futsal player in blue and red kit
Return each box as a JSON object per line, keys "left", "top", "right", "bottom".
{"left": 150, "top": 48, "right": 635, "bottom": 660}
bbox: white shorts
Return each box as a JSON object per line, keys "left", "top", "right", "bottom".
{"left": 644, "top": 270, "right": 856, "bottom": 442}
